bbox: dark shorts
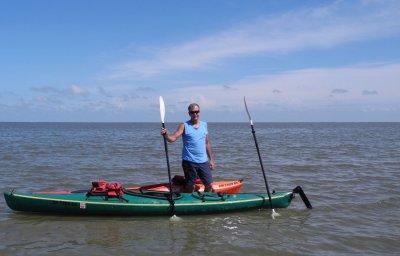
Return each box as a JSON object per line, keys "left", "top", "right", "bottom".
{"left": 182, "top": 160, "right": 213, "bottom": 187}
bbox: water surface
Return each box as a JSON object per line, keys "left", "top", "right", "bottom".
{"left": 0, "top": 122, "right": 399, "bottom": 255}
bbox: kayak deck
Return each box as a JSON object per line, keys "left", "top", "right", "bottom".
{"left": 128, "top": 179, "right": 243, "bottom": 194}
{"left": 35, "top": 178, "right": 243, "bottom": 195}
{"left": 4, "top": 190, "right": 294, "bottom": 216}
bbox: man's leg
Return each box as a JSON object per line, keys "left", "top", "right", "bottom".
{"left": 182, "top": 160, "right": 196, "bottom": 192}
{"left": 197, "top": 162, "right": 213, "bottom": 192}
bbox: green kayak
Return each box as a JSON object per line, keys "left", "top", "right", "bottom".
{"left": 3, "top": 187, "right": 311, "bottom": 215}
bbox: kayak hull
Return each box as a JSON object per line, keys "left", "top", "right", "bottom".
{"left": 4, "top": 191, "right": 293, "bottom": 216}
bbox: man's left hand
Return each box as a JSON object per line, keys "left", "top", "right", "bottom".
{"left": 209, "top": 159, "right": 216, "bottom": 170}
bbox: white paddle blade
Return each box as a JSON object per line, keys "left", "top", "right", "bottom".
{"left": 159, "top": 96, "right": 166, "bottom": 123}
{"left": 243, "top": 96, "right": 253, "bottom": 125}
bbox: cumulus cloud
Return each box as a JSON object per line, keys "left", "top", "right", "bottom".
{"left": 79, "top": 94, "right": 149, "bottom": 112}
{"left": 70, "top": 85, "right": 89, "bottom": 96}
{"left": 362, "top": 90, "right": 378, "bottom": 95}
{"left": 3, "top": 63, "right": 399, "bottom": 121}
{"left": 331, "top": 88, "right": 349, "bottom": 94}
{"left": 107, "top": 0, "right": 400, "bottom": 79}
{"left": 0, "top": 91, "right": 30, "bottom": 108}
{"left": 163, "top": 63, "right": 400, "bottom": 112}
{"left": 136, "top": 86, "right": 156, "bottom": 92}
{"left": 36, "top": 95, "right": 63, "bottom": 104}
{"left": 31, "top": 85, "right": 89, "bottom": 97}
{"left": 223, "top": 85, "right": 237, "bottom": 90}
{"left": 31, "top": 86, "right": 63, "bottom": 94}
{"left": 98, "top": 86, "right": 113, "bottom": 97}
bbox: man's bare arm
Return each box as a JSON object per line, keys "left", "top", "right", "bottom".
{"left": 161, "top": 123, "right": 184, "bottom": 142}
{"left": 206, "top": 134, "right": 215, "bottom": 169}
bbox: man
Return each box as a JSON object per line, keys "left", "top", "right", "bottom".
{"left": 161, "top": 103, "right": 215, "bottom": 192}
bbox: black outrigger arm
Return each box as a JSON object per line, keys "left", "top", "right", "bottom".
{"left": 292, "top": 186, "right": 313, "bottom": 209}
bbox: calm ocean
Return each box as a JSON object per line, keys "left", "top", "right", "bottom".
{"left": 1, "top": 122, "right": 399, "bottom": 255}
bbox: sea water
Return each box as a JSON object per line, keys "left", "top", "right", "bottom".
{"left": 0, "top": 122, "right": 399, "bottom": 255}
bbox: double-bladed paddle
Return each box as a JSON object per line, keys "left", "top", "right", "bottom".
{"left": 244, "top": 97, "right": 280, "bottom": 219}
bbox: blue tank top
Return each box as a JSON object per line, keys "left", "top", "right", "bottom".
{"left": 182, "top": 121, "right": 208, "bottom": 163}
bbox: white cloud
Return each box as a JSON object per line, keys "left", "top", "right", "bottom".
{"left": 108, "top": 0, "right": 400, "bottom": 79}
{"left": 70, "top": 85, "right": 89, "bottom": 96}
{"left": 362, "top": 90, "right": 379, "bottom": 95}
{"left": 331, "top": 89, "right": 349, "bottom": 94}
{"left": 31, "top": 84, "right": 90, "bottom": 97}
{"left": 136, "top": 86, "right": 156, "bottom": 92}
{"left": 98, "top": 86, "right": 113, "bottom": 97}
{"left": 162, "top": 62, "right": 400, "bottom": 112}
{"left": 31, "top": 86, "right": 62, "bottom": 94}
{"left": 5, "top": 63, "right": 398, "bottom": 121}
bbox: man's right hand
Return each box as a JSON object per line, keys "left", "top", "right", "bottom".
{"left": 160, "top": 123, "right": 184, "bottom": 143}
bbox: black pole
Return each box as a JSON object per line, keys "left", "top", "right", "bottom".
{"left": 293, "top": 186, "right": 313, "bottom": 209}
{"left": 162, "top": 122, "right": 175, "bottom": 216}
{"left": 250, "top": 124, "right": 274, "bottom": 210}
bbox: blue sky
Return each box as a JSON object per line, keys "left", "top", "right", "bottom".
{"left": 1, "top": 0, "right": 399, "bottom": 122}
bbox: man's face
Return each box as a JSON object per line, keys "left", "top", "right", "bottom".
{"left": 188, "top": 105, "right": 200, "bottom": 121}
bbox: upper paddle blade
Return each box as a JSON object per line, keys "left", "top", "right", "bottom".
{"left": 243, "top": 96, "right": 253, "bottom": 125}
{"left": 159, "top": 96, "right": 166, "bottom": 123}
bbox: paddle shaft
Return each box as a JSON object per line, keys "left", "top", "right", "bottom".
{"left": 250, "top": 124, "right": 273, "bottom": 209}
{"left": 161, "top": 122, "right": 175, "bottom": 215}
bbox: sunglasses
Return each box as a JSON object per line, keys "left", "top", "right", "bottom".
{"left": 189, "top": 110, "right": 200, "bottom": 115}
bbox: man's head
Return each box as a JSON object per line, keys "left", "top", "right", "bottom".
{"left": 188, "top": 103, "right": 200, "bottom": 122}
